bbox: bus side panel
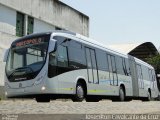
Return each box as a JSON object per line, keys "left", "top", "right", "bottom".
{"left": 117, "top": 74, "right": 133, "bottom": 96}
{"left": 128, "top": 55, "right": 139, "bottom": 97}
{"left": 150, "top": 70, "right": 159, "bottom": 98}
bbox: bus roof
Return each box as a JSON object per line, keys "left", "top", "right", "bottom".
{"left": 50, "top": 31, "right": 129, "bottom": 58}
{"left": 51, "top": 31, "right": 154, "bottom": 69}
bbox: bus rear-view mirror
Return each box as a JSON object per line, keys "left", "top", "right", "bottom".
{"left": 48, "top": 39, "right": 57, "bottom": 53}
{"left": 3, "top": 48, "right": 9, "bottom": 62}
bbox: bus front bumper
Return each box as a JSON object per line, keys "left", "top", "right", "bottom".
{"left": 5, "top": 83, "right": 58, "bottom": 98}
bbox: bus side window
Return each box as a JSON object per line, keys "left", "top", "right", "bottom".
{"left": 125, "top": 59, "right": 131, "bottom": 76}
{"left": 111, "top": 56, "right": 117, "bottom": 73}
{"left": 148, "top": 69, "right": 152, "bottom": 81}
{"left": 49, "top": 52, "right": 56, "bottom": 66}
{"left": 57, "top": 45, "right": 68, "bottom": 67}
{"left": 96, "top": 50, "right": 109, "bottom": 72}
{"left": 68, "top": 40, "right": 86, "bottom": 69}
{"left": 137, "top": 64, "right": 143, "bottom": 80}
{"left": 116, "top": 57, "right": 126, "bottom": 76}
{"left": 48, "top": 51, "right": 57, "bottom": 78}
{"left": 152, "top": 70, "right": 156, "bottom": 81}
{"left": 122, "top": 58, "right": 127, "bottom": 76}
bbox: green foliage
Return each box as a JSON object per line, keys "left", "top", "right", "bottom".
{"left": 146, "top": 54, "right": 160, "bottom": 73}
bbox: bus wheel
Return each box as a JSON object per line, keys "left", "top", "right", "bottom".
{"left": 35, "top": 96, "right": 50, "bottom": 103}
{"left": 147, "top": 90, "right": 151, "bottom": 101}
{"left": 142, "top": 90, "right": 151, "bottom": 101}
{"left": 72, "top": 83, "right": 84, "bottom": 102}
{"left": 119, "top": 86, "right": 125, "bottom": 101}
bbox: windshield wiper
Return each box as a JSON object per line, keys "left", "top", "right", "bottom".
{"left": 8, "top": 66, "right": 34, "bottom": 78}
{"left": 17, "top": 66, "right": 34, "bottom": 72}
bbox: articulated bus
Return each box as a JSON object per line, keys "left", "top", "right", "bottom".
{"left": 3, "top": 31, "right": 159, "bottom": 102}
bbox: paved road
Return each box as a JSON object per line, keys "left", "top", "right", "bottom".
{"left": 0, "top": 100, "right": 160, "bottom": 114}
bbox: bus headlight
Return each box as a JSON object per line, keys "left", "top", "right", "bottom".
{"left": 5, "top": 91, "right": 8, "bottom": 96}
{"left": 41, "top": 86, "right": 46, "bottom": 91}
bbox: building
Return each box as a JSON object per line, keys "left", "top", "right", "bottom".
{"left": 108, "top": 42, "right": 158, "bottom": 62}
{"left": 0, "top": 0, "right": 89, "bottom": 98}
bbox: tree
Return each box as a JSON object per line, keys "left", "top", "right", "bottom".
{"left": 146, "top": 54, "right": 160, "bottom": 95}
{"left": 146, "top": 54, "right": 160, "bottom": 74}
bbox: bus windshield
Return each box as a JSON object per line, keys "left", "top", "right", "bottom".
{"left": 6, "top": 34, "right": 50, "bottom": 82}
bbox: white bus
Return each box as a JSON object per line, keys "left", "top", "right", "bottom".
{"left": 3, "top": 31, "right": 159, "bottom": 102}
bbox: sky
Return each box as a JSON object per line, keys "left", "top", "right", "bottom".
{"left": 60, "top": 0, "right": 160, "bottom": 49}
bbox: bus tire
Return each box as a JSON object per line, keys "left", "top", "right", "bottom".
{"left": 146, "top": 90, "right": 151, "bottom": 101}
{"left": 119, "top": 86, "right": 125, "bottom": 101}
{"left": 72, "top": 82, "right": 85, "bottom": 102}
{"left": 142, "top": 90, "right": 151, "bottom": 101}
{"left": 157, "top": 95, "right": 160, "bottom": 101}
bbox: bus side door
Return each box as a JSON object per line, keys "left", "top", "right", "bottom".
{"left": 107, "top": 55, "right": 118, "bottom": 86}
{"left": 85, "top": 47, "right": 99, "bottom": 84}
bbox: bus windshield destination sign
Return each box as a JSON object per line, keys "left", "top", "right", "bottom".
{"left": 16, "top": 37, "right": 45, "bottom": 47}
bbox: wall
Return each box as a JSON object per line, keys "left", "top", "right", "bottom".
{"left": 0, "top": 32, "right": 18, "bottom": 86}
{"left": 34, "top": 18, "right": 55, "bottom": 33}
{"left": 0, "top": 32, "right": 18, "bottom": 99}
{"left": 0, "top": 4, "right": 17, "bottom": 87}
{"left": 0, "top": 47, "right": 5, "bottom": 86}
{"left": 0, "top": 4, "right": 16, "bottom": 35}
{"left": 0, "top": 0, "right": 89, "bottom": 36}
